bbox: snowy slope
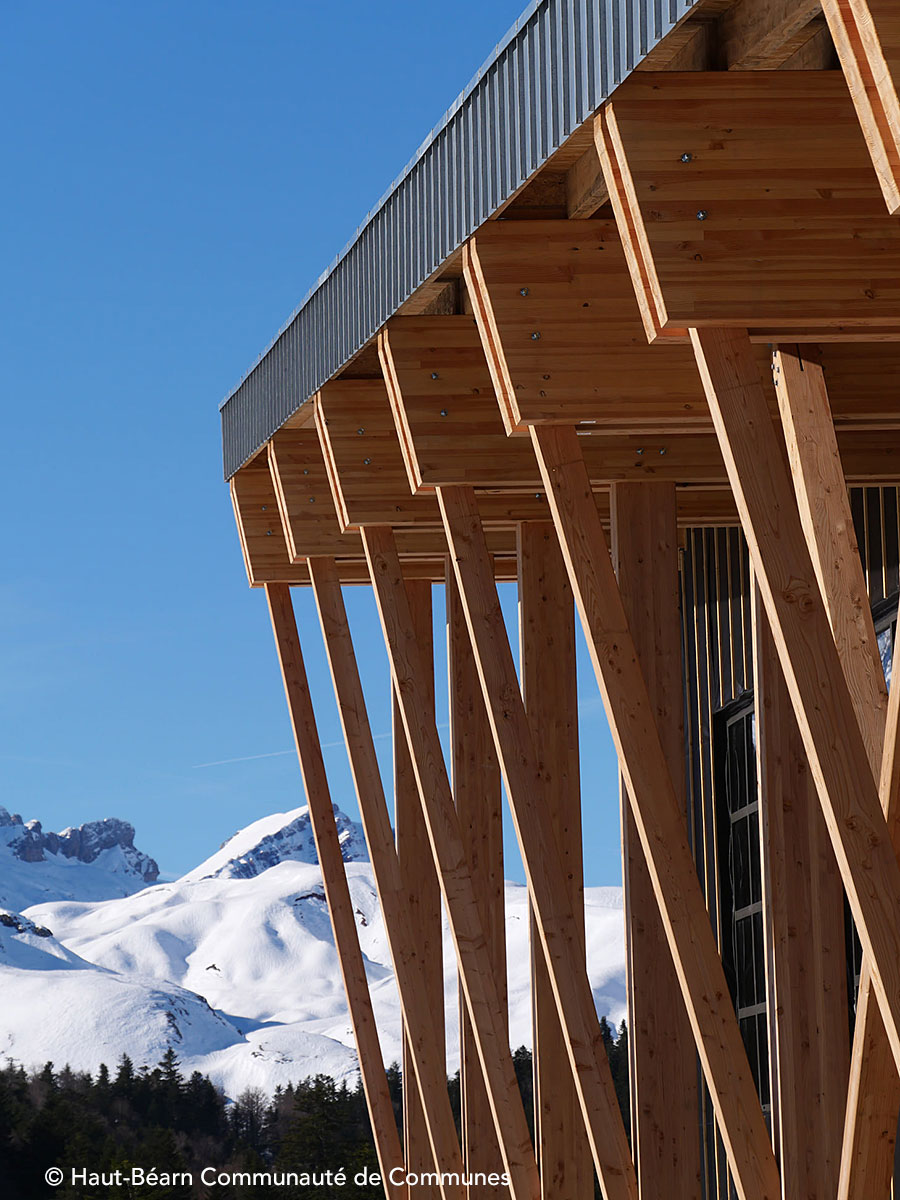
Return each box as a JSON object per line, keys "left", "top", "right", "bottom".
{"left": 7, "top": 804, "right": 625, "bottom": 1098}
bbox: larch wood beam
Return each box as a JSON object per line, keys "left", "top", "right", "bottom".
{"left": 528, "top": 424, "right": 779, "bottom": 1200}
{"left": 565, "top": 147, "right": 608, "bottom": 220}
{"left": 774, "top": 344, "right": 888, "bottom": 768}
{"left": 752, "top": 585, "right": 850, "bottom": 1200}
{"left": 840, "top": 638, "right": 900, "bottom": 1200}
{"left": 446, "top": 567, "right": 508, "bottom": 1199}
{"left": 357, "top": 533, "right": 541, "bottom": 1200}
{"left": 463, "top": 223, "right": 900, "bottom": 435}
{"left": 609, "top": 484, "right": 702, "bottom": 1199}
{"left": 517, "top": 523, "right": 593, "bottom": 1200}
{"left": 716, "top": 0, "right": 824, "bottom": 68}
{"left": 396, "top": 581, "right": 443, "bottom": 1200}
{"left": 597, "top": 73, "right": 900, "bottom": 343}
{"left": 231, "top": 462, "right": 297, "bottom": 585}
{"left": 306, "top": 558, "right": 466, "bottom": 1200}
{"left": 690, "top": 326, "right": 900, "bottom": 1081}
{"left": 263, "top": 583, "right": 406, "bottom": 1200}
{"left": 823, "top": 0, "right": 900, "bottom": 213}
{"left": 435, "top": 487, "right": 637, "bottom": 1200}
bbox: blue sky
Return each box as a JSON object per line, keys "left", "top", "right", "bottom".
{"left": 1, "top": 0, "right": 621, "bottom": 883}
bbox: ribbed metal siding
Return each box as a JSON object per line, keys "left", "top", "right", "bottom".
{"left": 220, "top": 0, "right": 701, "bottom": 478}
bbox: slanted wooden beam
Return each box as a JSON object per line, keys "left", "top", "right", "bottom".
{"left": 395, "top": 580, "right": 443, "bottom": 1199}
{"left": 775, "top": 343, "right": 888, "bottom": 766}
{"left": 231, "top": 459, "right": 298, "bottom": 585}
{"left": 357, "top": 534, "right": 541, "bottom": 1200}
{"left": 597, "top": 73, "right": 900, "bottom": 342}
{"left": 306, "top": 558, "right": 466, "bottom": 1200}
{"left": 528, "top": 425, "right": 779, "bottom": 1200}
{"left": 446, "top": 567, "right": 507, "bottom": 1197}
{"left": 717, "top": 0, "right": 824, "bottom": 68}
{"left": 690, "top": 326, "right": 900, "bottom": 1079}
{"left": 263, "top": 583, "right": 405, "bottom": 1199}
{"left": 566, "top": 147, "right": 608, "bottom": 220}
{"left": 840, "top": 646, "right": 900, "bottom": 1200}
{"left": 823, "top": 0, "right": 900, "bottom": 214}
{"left": 435, "top": 489, "right": 637, "bottom": 1200}
{"left": 752, "top": 585, "right": 850, "bottom": 1200}
{"left": 609, "top": 484, "right": 701, "bottom": 1199}
{"left": 517, "top": 522, "right": 592, "bottom": 1200}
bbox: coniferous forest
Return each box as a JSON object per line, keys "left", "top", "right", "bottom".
{"left": 0, "top": 1020, "right": 630, "bottom": 1199}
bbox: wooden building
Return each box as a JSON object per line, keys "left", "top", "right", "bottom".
{"left": 221, "top": 1, "right": 900, "bottom": 1196}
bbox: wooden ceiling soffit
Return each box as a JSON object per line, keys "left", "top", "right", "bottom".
{"left": 268, "top": 428, "right": 363, "bottom": 559}
{"left": 823, "top": 0, "right": 900, "bottom": 214}
{"left": 230, "top": 457, "right": 303, "bottom": 586}
{"left": 463, "top": 220, "right": 705, "bottom": 433}
{"left": 597, "top": 72, "right": 900, "bottom": 342}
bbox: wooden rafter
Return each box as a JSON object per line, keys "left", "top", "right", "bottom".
{"left": 359, "top": 530, "right": 541, "bottom": 1200}
{"left": 598, "top": 73, "right": 900, "bottom": 342}
{"left": 263, "top": 583, "right": 406, "bottom": 1199}
{"left": 609, "top": 483, "right": 702, "bottom": 1198}
{"left": 690, "top": 326, "right": 900, "bottom": 1081}
{"left": 529, "top": 423, "right": 780, "bottom": 1200}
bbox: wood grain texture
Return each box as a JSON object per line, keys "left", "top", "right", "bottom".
{"left": 610, "top": 484, "right": 702, "bottom": 1199}
{"left": 433, "top": 495, "right": 638, "bottom": 1200}
{"left": 395, "top": 581, "right": 443, "bottom": 1200}
{"left": 446, "top": 567, "right": 508, "bottom": 1200}
{"left": 600, "top": 73, "right": 900, "bottom": 340}
{"left": 264, "top": 583, "right": 406, "bottom": 1199}
{"left": 517, "top": 523, "right": 592, "bottom": 1200}
{"left": 307, "top": 559, "right": 466, "bottom": 1200}
{"left": 691, "top": 326, "right": 900, "bottom": 1079}
{"left": 360, "top": 530, "right": 541, "bottom": 1200}
{"left": 529, "top": 423, "right": 779, "bottom": 1200}
{"left": 823, "top": 0, "right": 900, "bottom": 213}
{"left": 752, "top": 585, "right": 850, "bottom": 1200}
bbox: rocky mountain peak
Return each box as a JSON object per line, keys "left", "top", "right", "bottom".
{"left": 0, "top": 809, "right": 158, "bottom": 883}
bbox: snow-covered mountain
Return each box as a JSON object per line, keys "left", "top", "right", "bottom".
{"left": 1, "top": 803, "right": 625, "bottom": 1099}
{"left": 0, "top": 807, "right": 158, "bottom": 910}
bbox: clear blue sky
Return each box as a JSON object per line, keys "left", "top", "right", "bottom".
{"left": 1, "top": 0, "right": 622, "bottom": 884}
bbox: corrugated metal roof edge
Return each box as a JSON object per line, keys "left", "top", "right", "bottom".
{"left": 222, "top": 0, "right": 700, "bottom": 475}
{"left": 218, "top": 0, "right": 545, "bottom": 415}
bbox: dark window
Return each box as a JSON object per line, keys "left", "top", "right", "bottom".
{"left": 715, "top": 697, "right": 770, "bottom": 1110}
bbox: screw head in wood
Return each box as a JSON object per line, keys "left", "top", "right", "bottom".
{"left": 431, "top": 372, "right": 439, "bottom": 379}
{"left": 659, "top": 448, "right": 667, "bottom": 455}
{"left": 520, "top": 287, "right": 529, "bottom": 296}
{"left": 696, "top": 209, "right": 708, "bottom": 221}
{"left": 681, "top": 152, "right": 692, "bottom": 163}
{"left": 531, "top": 331, "right": 541, "bottom": 340}
{"left": 363, "top": 457, "right": 371, "bottom": 465}
{"left": 303, "top": 468, "right": 309, "bottom": 475}
{"left": 309, "top": 497, "right": 315, "bottom": 503}
{"left": 636, "top": 448, "right": 644, "bottom": 455}
{"left": 357, "top": 427, "right": 365, "bottom": 435}
{"left": 440, "top": 409, "right": 448, "bottom": 417}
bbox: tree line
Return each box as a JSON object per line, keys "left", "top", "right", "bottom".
{"left": 0, "top": 1019, "right": 629, "bottom": 1198}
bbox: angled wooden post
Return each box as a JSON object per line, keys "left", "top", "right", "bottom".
{"left": 517, "top": 522, "right": 593, "bottom": 1200}
{"left": 349, "top": 537, "right": 541, "bottom": 1200}
{"left": 773, "top": 342, "right": 897, "bottom": 1200}
{"left": 436, "top": 486, "right": 635, "bottom": 1200}
{"left": 609, "top": 484, "right": 702, "bottom": 1199}
{"left": 446, "top": 565, "right": 507, "bottom": 1198}
{"left": 264, "top": 583, "right": 405, "bottom": 1200}
{"left": 305, "top": 559, "right": 466, "bottom": 1200}
{"left": 822, "top": 0, "right": 900, "bottom": 214}
{"left": 528, "top": 426, "right": 780, "bottom": 1200}
{"left": 690, "top": 326, "right": 900, "bottom": 1078}
{"left": 752, "top": 583, "right": 851, "bottom": 1200}
{"left": 395, "top": 580, "right": 443, "bottom": 1200}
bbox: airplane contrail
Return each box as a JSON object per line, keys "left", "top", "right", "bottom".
{"left": 192, "top": 724, "right": 448, "bottom": 769}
